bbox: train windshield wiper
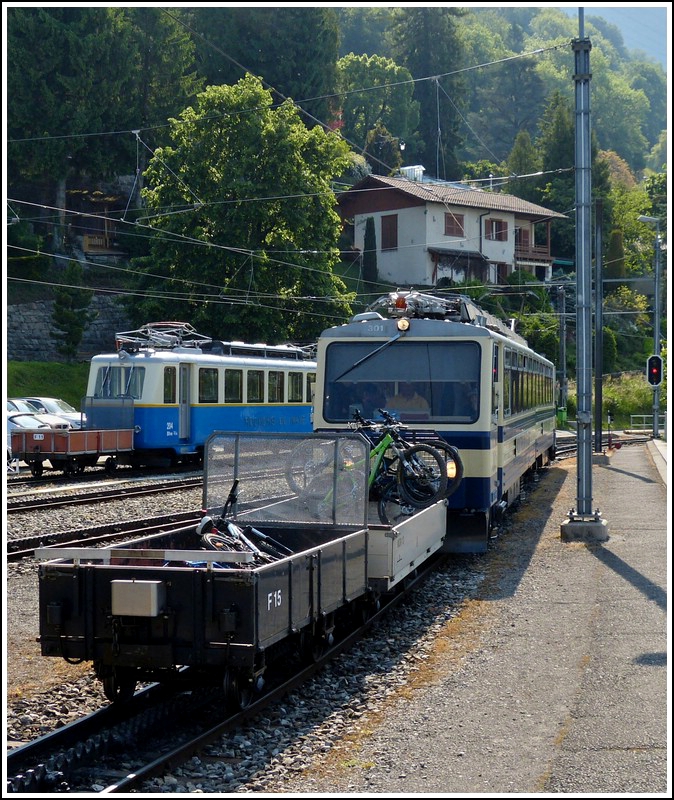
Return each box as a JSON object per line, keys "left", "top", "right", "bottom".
{"left": 333, "top": 331, "right": 405, "bottom": 383}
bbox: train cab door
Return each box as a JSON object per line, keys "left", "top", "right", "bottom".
{"left": 179, "top": 363, "right": 191, "bottom": 440}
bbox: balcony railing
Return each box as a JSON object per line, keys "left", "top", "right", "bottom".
{"left": 515, "top": 243, "right": 552, "bottom": 261}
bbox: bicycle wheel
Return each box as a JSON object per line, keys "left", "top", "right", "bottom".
{"left": 425, "top": 440, "right": 464, "bottom": 499}
{"left": 285, "top": 440, "right": 334, "bottom": 496}
{"left": 377, "top": 478, "right": 418, "bottom": 525}
{"left": 397, "top": 443, "right": 448, "bottom": 507}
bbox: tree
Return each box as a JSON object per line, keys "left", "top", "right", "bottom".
{"left": 604, "top": 230, "right": 627, "bottom": 286}
{"left": 50, "top": 262, "right": 97, "bottom": 361}
{"left": 189, "top": 7, "right": 339, "bottom": 126}
{"left": 387, "top": 7, "right": 466, "bottom": 178}
{"left": 506, "top": 131, "right": 542, "bottom": 203}
{"left": 603, "top": 286, "right": 651, "bottom": 370}
{"left": 128, "top": 75, "right": 354, "bottom": 344}
{"left": 7, "top": 8, "right": 138, "bottom": 249}
{"left": 122, "top": 8, "right": 203, "bottom": 207}
{"left": 364, "top": 124, "right": 404, "bottom": 176}
{"left": 534, "top": 92, "right": 611, "bottom": 262}
{"left": 335, "top": 7, "right": 393, "bottom": 58}
{"left": 336, "top": 53, "right": 419, "bottom": 157}
{"left": 362, "top": 217, "right": 378, "bottom": 285}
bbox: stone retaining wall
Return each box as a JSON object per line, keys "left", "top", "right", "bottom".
{"left": 6, "top": 296, "right": 132, "bottom": 362}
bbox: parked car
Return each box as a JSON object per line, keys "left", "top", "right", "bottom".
{"left": 7, "top": 399, "right": 72, "bottom": 430}
{"left": 20, "top": 396, "right": 85, "bottom": 429}
{"left": 7, "top": 412, "right": 51, "bottom": 465}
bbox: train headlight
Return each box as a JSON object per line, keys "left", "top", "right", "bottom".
{"left": 397, "top": 318, "right": 410, "bottom": 332}
{"left": 446, "top": 460, "right": 457, "bottom": 480}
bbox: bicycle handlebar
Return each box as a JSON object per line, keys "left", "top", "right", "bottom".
{"left": 351, "top": 408, "right": 409, "bottom": 436}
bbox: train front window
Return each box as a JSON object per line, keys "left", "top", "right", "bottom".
{"left": 94, "top": 365, "right": 145, "bottom": 399}
{"left": 323, "top": 341, "right": 481, "bottom": 423}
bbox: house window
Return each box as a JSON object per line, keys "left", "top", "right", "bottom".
{"left": 444, "top": 213, "right": 464, "bottom": 237}
{"left": 515, "top": 226, "right": 530, "bottom": 249}
{"left": 486, "top": 218, "right": 508, "bottom": 241}
{"left": 381, "top": 214, "right": 398, "bottom": 251}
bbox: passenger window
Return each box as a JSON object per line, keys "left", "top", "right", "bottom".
{"left": 225, "top": 369, "right": 243, "bottom": 403}
{"left": 268, "top": 371, "right": 284, "bottom": 403}
{"left": 198, "top": 368, "right": 218, "bottom": 403}
{"left": 288, "top": 371, "right": 304, "bottom": 403}
{"left": 164, "top": 367, "right": 177, "bottom": 404}
{"left": 247, "top": 370, "right": 264, "bottom": 403}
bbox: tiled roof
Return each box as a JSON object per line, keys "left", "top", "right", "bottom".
{"left": 345, "top": 175, "right": 568, "bottom": 220}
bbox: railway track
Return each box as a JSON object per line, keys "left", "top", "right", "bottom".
{"left": 6, "top": 475, "right": 204, "bottom": 513}
{"left": 554, "top": 433, "right": 650, "bottom": 459}
{"left": 6, "top": 554, "right": 442, "bottom": 793}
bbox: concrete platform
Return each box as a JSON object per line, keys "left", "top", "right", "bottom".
{"left": 290, "top": 441, "right": 670, "bottom": 794}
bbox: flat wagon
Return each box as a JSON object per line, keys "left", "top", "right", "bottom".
{"left": 36, "top": 431, "right": 447, "bottom": 707}
{"left": 10, "top": 428, "right": 134, "bottom": 477}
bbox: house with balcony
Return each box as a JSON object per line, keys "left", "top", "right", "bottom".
{"left": 338, "top": 169, "right": 567, "bottom": 288}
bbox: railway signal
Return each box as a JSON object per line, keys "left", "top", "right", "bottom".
{"left": 646, "top": 354, "right": 663, "bottom": 387}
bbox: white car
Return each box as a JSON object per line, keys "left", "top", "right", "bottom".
{"left": 7, "top": 412, "right": 51, "bottom": 466}
{"left": 7, "top": 399, "right": 72, "bottom": 430}
{"left": 16, "top": 397, "right": 85, "bottom": 429}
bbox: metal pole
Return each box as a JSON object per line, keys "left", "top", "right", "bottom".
{"left": 573, "top": 25, "right": 595, "bottom": 516}
{"left": 561, "top": 10, "right": 608, "bottom": 541}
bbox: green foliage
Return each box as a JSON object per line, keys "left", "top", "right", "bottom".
{"left": 387, "top": 7, "right": 466, "bottom": 177}
{"left": 130, "top": 75, "right": 354, "bottom": 344}
{"left": 505, "top": 132, "right": 541, "bottom": 202}
{"left": 189, "top": 7, "right": 339, "bottom": 124}
{"left": 50, "top": 262, "right": 98, "bottom": 361}
{"left": 601, "top": 326, "right": 618, "bottom": 374}
{"left": 363, "top": 217, "right": 378, "bottom": 285}
{"left": 336, "top": 53, "right": 419, "bottom": 156}
{"left": 7, "top": 361, "right": 91, "bottom": 410}
{"left": 364, "top": 123, "right": 404, "bottom": 176}
{"left": 564, "top": 370, "right": 665, "bottom": 430}
{"left": 600, "top": 372, "right": 666, "bottom": 428}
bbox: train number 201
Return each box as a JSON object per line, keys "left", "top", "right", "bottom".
{"left": 267, "top": 590, "right": 282, "bottom": 610}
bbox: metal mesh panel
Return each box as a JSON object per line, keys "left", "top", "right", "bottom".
{"left": 203, "top": 432, "right": 369, "bottom": 529}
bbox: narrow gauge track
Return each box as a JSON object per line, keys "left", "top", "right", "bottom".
{"left": 6, "top": 554, "right": 442, "bottom": 794}
{"left": 6, "top": 513, "right": 203, "bottom": 560}
{"left": 554, "top": 434, "right": 650, "bottom": 459}
{"left": 6, "top": 476, "right": 205, "bottom": 513}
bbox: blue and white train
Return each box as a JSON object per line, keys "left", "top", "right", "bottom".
{"left": 85, "top": 322, "right": 316, "bottom": 466}
{"left": 312, "top": 290, "right": 557, "bottom": 552}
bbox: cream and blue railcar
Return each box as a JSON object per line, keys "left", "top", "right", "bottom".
{"left": 312, "top": 291, "right": 556, "bottom": 552}
{"left": 86, "top": 322, "right": 316, "bottom": 465}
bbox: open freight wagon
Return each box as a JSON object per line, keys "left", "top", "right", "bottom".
{"left": 37, "top": 431, "right": 448, "bottom": 706}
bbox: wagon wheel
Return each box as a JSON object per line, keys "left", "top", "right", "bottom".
{"left": 30, "top": 461, "right": 43, "bottom": 478}
{"left": 223, "top": 670, "right": 253, "bottom": 711}
{"left": 299, "top": 628, "right": 330, "bottom": 664}
{"left": 63, "top": 462, "right": 75, "bottom": 477}
{"left": 105, "top": 456, "right": 117, "bottom": 475}
{"left": 102, "top": 668, "right": 137, "bottom": 704}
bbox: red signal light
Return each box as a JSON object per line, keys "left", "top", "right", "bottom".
{"left": 646, "top": 355, "right": 662, "bottom": 387}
